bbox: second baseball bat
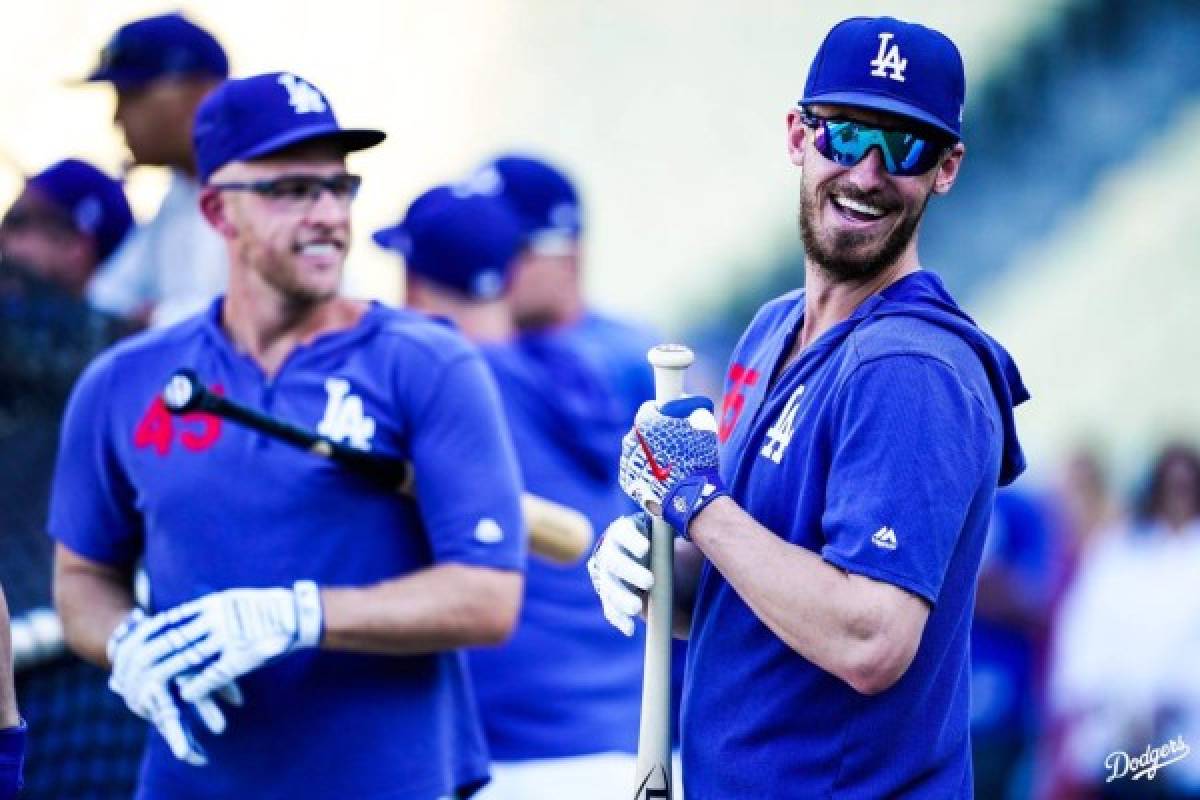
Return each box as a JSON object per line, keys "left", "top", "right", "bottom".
{"left": 162, "top": 369, "right": 592, "bottom": 564}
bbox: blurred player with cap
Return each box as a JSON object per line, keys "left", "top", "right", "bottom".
{"left": 79, "top": 12, "right": 230, "bottom": 327}
{"left": 50, "top": 71, "right": 525, "bottom": 800}
{"left": 1, "top": 158, "right": 134, "bottom": 297}
{"left": 0, "top": 585, "right": 24, "bottom": 800}
{"left": 376, "top": 186, "right": 646, "bottom": 798}
{"left": 464, "top": 154, "right": 657, "bottom": 422}
{"left": 589, "top": 16, "right": 1029, "bottom": 797}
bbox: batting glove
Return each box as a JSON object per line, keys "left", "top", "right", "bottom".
{"left": 588, "top": 513, "right": 655, "bottom": 636}
{"left": 619, "top": 396, "right": 727, "bottom": 536}
{"left": 107, "top": 608, "right": 240, "bottom": 766}
{"left": 172, "top": 581, "right": 323, "bottom": 707}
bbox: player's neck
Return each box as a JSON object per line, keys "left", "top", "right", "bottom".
{"left": 793, "top": 248, "right": 919, "bottom": 354}
{"left": 223, "top": 282, "right": 366, "bottom": 378}
{"left": 460, "top": 303, "right": 516, "bottom": 344}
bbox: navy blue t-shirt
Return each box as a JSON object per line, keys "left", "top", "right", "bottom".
{"left": 685, "top": 272, "right": 1027, "bottom": 799}
{"left": 469, "top": 337, "right": 645, "bottom": 760}
{"left": 48, "top": 299, "right": 525, "bottom": 800}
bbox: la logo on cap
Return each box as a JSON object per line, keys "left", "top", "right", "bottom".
{"left": 869, "top": 32, "right": 907, "bottom": 82}
{"left": 278, "top": 73, "right": 327, "bottom": 114}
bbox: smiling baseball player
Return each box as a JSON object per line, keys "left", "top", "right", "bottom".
{"left": 589, "top": 17, "right": 1029, "bottom": 798}
{"left": 49, "top": 72, "right": 525, "bottom": 800}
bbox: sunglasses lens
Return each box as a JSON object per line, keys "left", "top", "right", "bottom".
{"left": 812, "top": 117, "right": 942, "bottom": 176}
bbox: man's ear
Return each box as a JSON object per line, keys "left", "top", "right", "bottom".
{"left": 932, "top": 142, "right": 966, "bottom": 195}
{"left": 198, "top": 186, "right": 236, "bottom": 237}
{"left": 786, "top": 109, "right": 807, "bottom": 168}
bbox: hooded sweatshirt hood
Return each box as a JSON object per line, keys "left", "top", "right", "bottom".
{"left": 867, "top": 270, "right": 1029, "bottom": 486}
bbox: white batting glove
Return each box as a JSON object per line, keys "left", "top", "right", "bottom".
{"left": 588, "top": 514, "right": 655, "bottom": 636}
{"left": 172, "top": 581, "right": 323, "bottom": 707}
{"left": 106, "top": 608, "right": 241, "bottom": 766}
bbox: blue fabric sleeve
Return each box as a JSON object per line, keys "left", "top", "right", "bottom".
{"left": 407, "top": 351, "right": 526, "bottom": 570}
{"left": 47, "top": 357, "right": 144, "bottom": 567}
{"left": 820, "top": 354, "right": 992, "bottom": 604}
{"left": 0, "top": 720, "right": 26, "bottom": 800}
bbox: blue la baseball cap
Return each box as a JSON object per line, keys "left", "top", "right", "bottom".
{"left": 373, "top": 186, "right": 526, "bottom": 300}
{"left": 25, "top": 159, "right": 134, "bottom": 263}
{"left": 464, "top": 155, "right": 581, "bottom": 251}
{"left": 800, "top": 16, "right": 965, "bottom": 140}
{"left": 83, "top": 13, "right": 228, "bottom": 89}
{"left": 193, "top": 72, "right": 386, "bottom": 183}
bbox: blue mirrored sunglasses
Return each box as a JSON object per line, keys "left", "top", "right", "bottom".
{"left": 800, "top": 110, "right": 948, "bottom": 177}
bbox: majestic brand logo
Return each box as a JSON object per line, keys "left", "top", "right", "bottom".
{"left": 869, "top": 32, "right": 908, "bottom": 82}
{"left": 759, "top": 385, "right": 805, "bottom": 464}
{"left": 278, "top": 73, "right": 327, "bottom": 114}
{"left": 316, "top": 378, "right": 375, "bottom": 450}
{"left": 872, "top": 526, "right": 899, "bottom": 551}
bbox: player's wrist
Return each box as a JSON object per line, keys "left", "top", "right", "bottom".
{"left": 291, "top": 580, "right": 323, "bottom": 649}
{"left": 663, "top": 469, "right": 728, "bottom": 539}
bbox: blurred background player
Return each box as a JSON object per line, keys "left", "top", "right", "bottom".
{"left": 376, "top": 185, "right": 647, "bottom": 798}
{"left": 79, "top": 12, "right": 230, "bottom": 328}
{"left": 464, "top": 154, "right": 657, "bottom": 421}
{"left": 464, "top": 153, "right": 690, "bottom": 745}
{"left": 49, "top": 72, "right": 525, "bottom": 800}
{"left": 0, "top": 158, "right": 140, "bottom": 798}
{"left": 0, "top": 584, "right": 26, "bottom": 800}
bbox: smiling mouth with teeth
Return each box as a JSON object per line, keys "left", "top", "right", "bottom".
{"left": 296, "top": 242, "right": 342, "bottom": 255}
{"left": 832, "top": 194, "right": 889, "bottom": 221}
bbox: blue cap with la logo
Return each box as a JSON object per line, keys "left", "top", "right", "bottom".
{"left": 799, "top": 16, "right": 966, "bottom": 140}
{"left": 193, "top": 71, "right": 386, "bottom": 182}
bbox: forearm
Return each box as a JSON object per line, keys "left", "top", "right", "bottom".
{"left": 688, "top": 497, "right": 926, "bottom": 694}
{"left": 0, "top": 589, "right": 18, "bottom": 728}
{"left": 319, "top": 563, "right": 523, "bottom": 655}
{"left": 53, "top": 545, "right": 136, "bottom": 668}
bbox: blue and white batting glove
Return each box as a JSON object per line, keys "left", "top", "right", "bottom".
{"left": 107, "top": 608, "right": 240, "bottom": 766}
{"left": 588, "top": 513, "right": 655, "bottom": 636}
{"left": 171, "top": 581, "right": 323, "bottom": 708}
{"left": 619, "top": 396, "right": 727, "bottom": 536}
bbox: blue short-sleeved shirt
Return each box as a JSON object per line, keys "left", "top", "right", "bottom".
{"left": 685, "top": 271, "right": 1027, "bottom": 799}
{"left": 48, "top": 299, "right": 525, "bottom": 800}
{"left": 468, "top": 337, "right": 645, "bottom": 760}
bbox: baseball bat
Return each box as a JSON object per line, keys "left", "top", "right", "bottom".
{"left": 161, "top": 370, "right": 592, "bottom": 565}
{"left": 631, "top": 344, "right": 694, "bottom": 800}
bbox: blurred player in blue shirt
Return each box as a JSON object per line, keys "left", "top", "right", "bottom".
{"left": 589, "top": 17, "right": 1029, "bottom": 799}
{"left": 49, "top": 73, "right": 525, "bottom": 800}
{"left": 376, "top": 185, "right": 646, "bottom": 798}
{"left": 462, "top": 154, "right": 658, "bottom": 422}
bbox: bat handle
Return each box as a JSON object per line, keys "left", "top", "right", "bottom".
{"left": 632, "top": 343, "right": 694, "bottom": 799}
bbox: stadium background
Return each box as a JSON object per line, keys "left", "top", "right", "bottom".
{"left": 1, "top": 1, "right": 1197, "bottom": 798}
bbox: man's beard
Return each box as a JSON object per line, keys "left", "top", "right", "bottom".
{"left": 798, "top": 180, "right": 929, "bottom": 283}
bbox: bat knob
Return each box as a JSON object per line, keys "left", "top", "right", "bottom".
{"left": 163, "top": 369, "right": 205, "bottom": 414}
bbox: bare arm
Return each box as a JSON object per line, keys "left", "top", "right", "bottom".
{"left": 53, "top": 543, "right": 137, "bottom": 668}
{"left": 316, "top": 565, "right": 522, "bottom": 655}
{"left": 0, "top": 587, "right": 18, "bottom": 728}
{"left": 689, "top": 497, "right": 930, "bottom": 695}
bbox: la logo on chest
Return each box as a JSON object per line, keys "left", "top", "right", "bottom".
{"left": 760, "top": 385, "right": 805, "bottom": 464}
{"left": 317, "top": 377, "right": 376, "bottom": 451}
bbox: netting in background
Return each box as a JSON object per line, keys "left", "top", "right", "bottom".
{"left": 2, "top": 261, "right": 146, "bottom": 797}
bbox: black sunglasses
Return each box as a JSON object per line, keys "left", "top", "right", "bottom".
{"left": 210, "top": 173, "right": 363, "bottom": 205}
